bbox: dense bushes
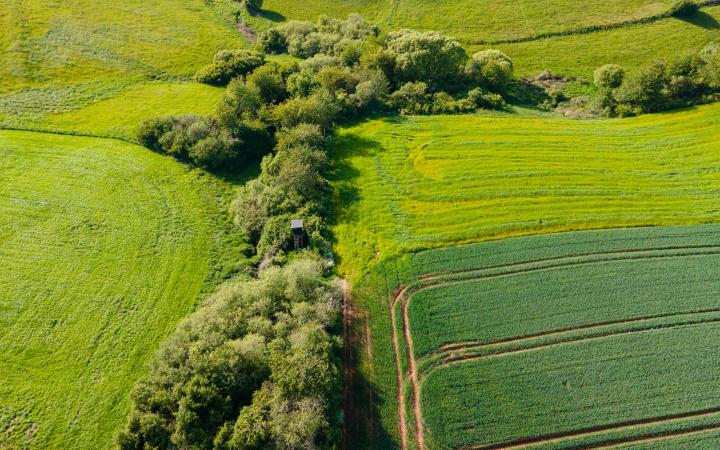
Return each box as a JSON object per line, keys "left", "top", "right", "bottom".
{"left": 195, "top": 50, "right": 265, "bottom": 86}
{"left": 593, "top": 42, "right": 720, "bottom": 116}
{"left": 117, "top": 258, "right": 342, "bottom": 450}
{"left": 465, "top": 50, "right": 514, "bottom": 93}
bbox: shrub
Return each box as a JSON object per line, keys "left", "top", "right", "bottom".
{"left": 594, "top": 64, "right": 625, "bottom": 89}
{"left": 247, "top": 64, "right": 288, "bottom": 104}
{"left": 352, "top": 70, "right": 390, "bottom": 111}
{"left": 318, "top": 66, "right": 359, "bottom": 95}
{"left": 385, "top": 30, "right": 467, "bottom": 90}
{"left": 216, "top": 80, "right": 262, "bottom": 128}
{"left": 275, "top": 124, "right": 326, "bottom": 153}
{"left": 244, "top": 0, "right": 263, "bottom": 12}
{"left": 287, "top": 70, "right": 321, "bottom": 97}
{"left": 299, "top": 54, "right": 343, "bottom": 72}
{"left": 668, "top": 0, "right": 698, "bottom": 17}
{"left": 467, "top": 88, "right": 507, "bottom": 110}
{"left": 269, "top": 90, "right": 341, "bottom": 130}
{"left": 430, "top": 92, "right": 476, "bottom": 114}
{"left": 256, "top": 29, "right": 287, "bottom": 54}
{"left": 466, "top": 50, "right": 513, "bottom": 93}
{"left": 389, "top": 81, "right": 430, "bottom": 113}
{"left": 614, "top": 61, "right": 671, "bottom": 113}
{"left": 195, "top": 50, "right": 265, "bottom": 86}
{"left": 136, "top": 116, "right": 176, "bottom": 151}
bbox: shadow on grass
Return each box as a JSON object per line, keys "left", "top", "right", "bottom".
{"left": 258, "top": 9, "right": 286, "bottom": 22}
{"left": 677, "top": 10, "right": 720, "bottom": 29}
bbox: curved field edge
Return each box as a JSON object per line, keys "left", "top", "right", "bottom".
{"left": 0, "top": 130, "right": 250, "bottom": 449}
{"left": 348, "top": 224, "right": 720, "bottom": 449}
{"left": 331, "top": 102, "right": 720, "bottom": 277}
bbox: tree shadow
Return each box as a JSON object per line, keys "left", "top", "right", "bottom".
{"left": 677, "top": 10, "right": 720, "bottom": 29}
{"left": 258, "top": 9, "right": 286, "bottom": 23}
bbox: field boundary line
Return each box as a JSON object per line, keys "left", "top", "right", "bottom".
{"left": 389, "top": 243, "right": 720, "bottom": 450}
{"left": 460, "top": 408, "right": 720, "bottom": 449}
{"left": 593, "top": 422, "right": 720, "bottom": 449}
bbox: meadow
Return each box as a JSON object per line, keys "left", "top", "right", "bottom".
{"left": 331, "top": 103, "right": 720, "bottom": 276}
{"left": 0, "top": 130, "right": 248, "bottom": 449}
{"left": 351, "top": 225, "right": 720, "bottom": 449}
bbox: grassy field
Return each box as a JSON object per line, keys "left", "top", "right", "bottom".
{"left": 0, "top": 130, "right": 249, "bottom": 449}
{"left": 257, "top": 0, "right": 720, "bottom": 77}
{"left": 331, "top": 103, "right": 720, "bottom": 276}
{"left": 351, "top": 225, "right": 720, "bottom": 449}
{"left": 0, "top": 82, "right": 226, "bottom": 140}
{"left": 0, "top": 0, "right": 244, "bottom": 93}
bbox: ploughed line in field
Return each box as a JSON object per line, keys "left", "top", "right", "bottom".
{"left": 422, "top": 312, "right": 720, "bottom": 373}
{"left": 389, "top": 243, "right": 720, "bottom": 449}
{"left": 461, "top": 408, "right": 720, "bottom": 450}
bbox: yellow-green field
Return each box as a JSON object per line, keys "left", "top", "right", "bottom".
{"left": 331, "top": 103, "right": 720, "bottom": 276}
{"left": 0, "top": 130, "right": 247, "bottom": 449}
{"left": 0, "top": 82, "right": 226, "bottom": 140}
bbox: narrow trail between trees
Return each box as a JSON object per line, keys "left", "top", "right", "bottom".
{"left": 388, "top": 244, "right": 720, "bottom": 450}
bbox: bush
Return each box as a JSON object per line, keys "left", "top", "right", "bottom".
{"left": 467, "top": 88, "right": 507, "bottom": 110}
{"left": 247, "top": 64, "right": 288, "bottom": 104}
{"left": 244, "top": 0, "right": 263, "bottom": 12}
{"left": 287, "top": 70, "right": 321, "bottom": 97}
{"left": 465, "top": 50, "right": 513, "bottom": 93}
{"left": 614, "top": 61, "right": 671, "bottom": 113}
{"left": 256, "top": 29, "right": 287, "bottom": 54}
{"left": 430, "top": 92, "right": 476, "bottom": 114}
{"left": 318, "top": 66, "right": 359, "bottom": 95}
{"left": 668, "top": 0, "right": 698, "bottom": 17}
{"left": 594, "top": 64, "right": 625, "bottom": 89}
{"left": 389, "top": 81, "right": 430, "bottom": 113}
{"left": 216, "top": 80, "right": 262, "bottom": 127}
{"left": 385, "top": 29, "right": 467, "bottom": 90}
{"left": 136, "top": 116, "right": 176, "bottom": 151}
{"left": 275, "top": 124, "right": 326, "bottom": 153}
{"left": 269, "top": 90, "right": 341, "bottom": 130}
{"left": 352, "top": 70, "right": 390, "bottom": 111}
{"left": 195, "top": 50, "right": 265, "bottom": 86}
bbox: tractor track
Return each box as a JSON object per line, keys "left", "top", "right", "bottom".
{"left": 461, "top": 408, "right": 720, "bottom": 450}
{"left": 388, "top": 244, "right": 720, "bottom": 450}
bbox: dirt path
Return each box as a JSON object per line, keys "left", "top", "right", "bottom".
{"left": 401, "top": 292, "right": 425, "bottom": 449}
{"left": 390, "top": 288, "right": 409, "bottom": 450}
{"left": 237, "top": 20, "right": 257, "bottom": 43}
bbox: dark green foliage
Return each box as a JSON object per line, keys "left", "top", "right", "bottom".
{"left": 595, "top": 43, "right": 720, "bottom": 116}
{"left": 256, "top": 28, "right": 287, "bottom": 54}
{"left": 118, "top": 259, "right": 342, "bottom": 450}
{"left": 465, "top": 50, "right": 514, "bottom": 93}
{"left": 287, "top": 70, "right": 321, "bottom": 97}
{"left": 668, "top": 0, "right": 698, "bottom": 17}
{"left": 246, "top": 63, "right": 288, "bottom": 104}
{"left": 269, "top": 90, "right": 341, "bottom": 131}
{"left": 385, "top": 29, "right": 467, "bottom": 90}
{"left": 467, "top": 88, "right": 507, "bottom": 110}
{"left": 244, "top": 0, "right": 263, "bottom": 13}
{"left": 388, "top": 81, "right": 430, "bottom": 114}
{"left": 195, "top": 50, "right": 265, "bottom": 86}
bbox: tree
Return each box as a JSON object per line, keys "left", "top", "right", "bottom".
{"left": 466, "top": 50, "right": 514, "bottom": 93}
{"left": 594, "top": 64, "right": 625, "bottom": 89}
{"left": 195, "top": 50, "right": 265, "bottom": 86}
{"left": 385, "top": 30, "right": 467, "bottom": 90}
{"left": 245, "top": 0, "right": 263, "bottom": 13}
{"left": 247, "top": 64, "right": 288, "bottom": 104}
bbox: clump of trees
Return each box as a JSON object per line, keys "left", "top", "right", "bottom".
{"left": 117, "top": 258, "right": 342, "bottom": 450}
{"left": 195, "top": 49, "right": 265, "bottom": 86}
{"left": 593, "top": 42, "right": 720, "bottom": 116}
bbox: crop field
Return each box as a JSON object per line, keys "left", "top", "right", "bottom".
{"left": 331, "top": 102, "right": 720, "bottom": 275}
{"left": 0, "top": 130, "right": 248, "bottom": 449}
{"left": 351, "top": 225, "right": 720, "bottom": 449}
{"left": 0, "top": 82, "right": 226, "bottom": 140}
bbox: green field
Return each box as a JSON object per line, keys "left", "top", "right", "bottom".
{"left": 0, "top": 130, "right": 247, "bottom": 449}
{"left": 0, "top": 82, "right": 226, "bottom": 140}
{"left": 258, "top": 0, "right": 720, "bottom": 77}
{"left": 351, "top": 225, "right": 720, "bottom": 449}
{"left": 331, "top": 103, "right": 720, "bottom": 276}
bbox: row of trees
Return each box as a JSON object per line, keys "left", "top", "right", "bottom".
{"left": 118, "top": 259, "right": 342, "bottom": 449}
{"left": 593, "top": 41, "right": 720, "bottom": 116}
{"left": 126, "top": 15, "right": 519, "bottom": 450}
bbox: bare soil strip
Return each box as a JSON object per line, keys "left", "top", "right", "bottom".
{"left": 462, "top": 408, "right": 720, "bottom": 450}
{"left": 388, "top": 244, "right": 720, "bottom": 450}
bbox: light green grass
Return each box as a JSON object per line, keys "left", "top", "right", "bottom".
{"left": 261, "top": 0, "right": 672, "bottom": 42}
{"left": 331, "top": 103, "right": 720, "bottom": 276}
{"left": 0, "top": 0, "right": 245, "bottom": 93}
{"left": 495, "top": 5, "right": 720, "bottom": 77}
{"left": 0, "top": 130, "right": 248, "bottom": 449}
{"left": 0, "top": 82, "right": 226, "bottom": 140}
